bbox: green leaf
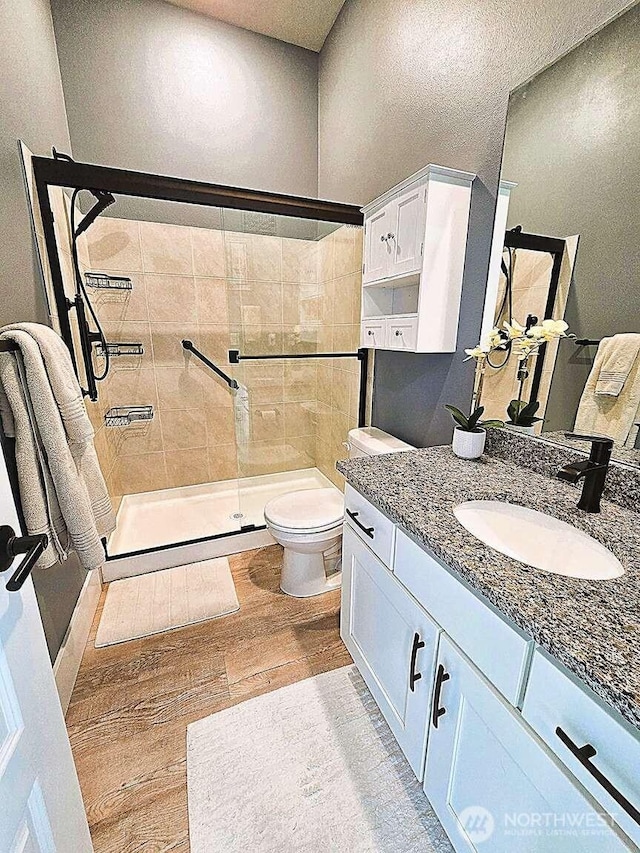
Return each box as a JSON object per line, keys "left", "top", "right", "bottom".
{"left": 445, "top": 404, "right": 470, "bottom": 430}
{"left": 479, "top": 419, "right": 505, "bottom": 430}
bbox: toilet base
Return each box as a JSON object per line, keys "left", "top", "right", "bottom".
{"left": 280, "top": 548, "right": 342, "bottom": 598}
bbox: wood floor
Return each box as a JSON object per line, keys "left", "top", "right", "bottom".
{"left": 66, "top": 545, "right": 352, "bottom": 852}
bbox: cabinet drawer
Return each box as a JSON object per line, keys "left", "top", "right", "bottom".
{"left": 394, "top": 530, "right": 532, "bottom": 705}
{"left": 344, "top": 484, "right": 395, "bottom": 567}
{"left": 361, "top": 320, "right": 386, "bottom": 348}
{"left": 523, "top": 649, "right": 640, "bottom": 847}
{"left": 388, "top": 316, "right": 418, "bottom": 351}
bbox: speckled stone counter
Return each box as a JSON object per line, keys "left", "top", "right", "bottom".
{"left": 337, "top": 446, "right": 640, "bottom": 729}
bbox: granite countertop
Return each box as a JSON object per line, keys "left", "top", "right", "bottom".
{"left": 337, "top": 446, "right": 640, "bottom": 729}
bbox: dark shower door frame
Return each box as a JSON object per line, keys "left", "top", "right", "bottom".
{"left": 503, "top": 229, "right": 567, "bottom": 406}
{"left": 31, "top": 154, "right": 365, "bottom": 562}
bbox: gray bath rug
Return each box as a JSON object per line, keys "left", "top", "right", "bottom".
{"left": 186, "top": 665, "right": 452, "bottom": 852}
{"left": 95, "top": 557, "right": 239, "bottom": 647}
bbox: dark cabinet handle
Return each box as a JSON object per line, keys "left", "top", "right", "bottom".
{"left": 345, "top": 509, "right": 375, "bottom": 539}
{"left": 409, "top": 632, "right": 425, "bottom": 692}
{"left": 0, "top": 526, "right": 48, "bottom": 592}
{"left": 432, "top": 663, "right": 450, "bottom": 729}
{"left": 555, "top": 727, "right": 640, "bottom": 826}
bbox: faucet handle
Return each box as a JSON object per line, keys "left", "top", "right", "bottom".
{"left": 563, "top": 432, "right": 614, "bottom": 448}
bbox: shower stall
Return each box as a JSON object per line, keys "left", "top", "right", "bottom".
{"left": 31, "top": 155, "right": 366, "bottom": 579}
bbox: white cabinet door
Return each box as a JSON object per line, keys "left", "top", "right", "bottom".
{"left": 424, "top": 637, "right": 633, "bottom": 852}
{"left": 363, "top": 206, "right": 392, "bottom": 283}
{"left": 388, "top": 186, "right": 425, "bottom": 279}
{"left": 0, "top": 450, "right": 93, "bottom": 851}
{"left": 341, "top": 525, "right": 439, "bottom": 779}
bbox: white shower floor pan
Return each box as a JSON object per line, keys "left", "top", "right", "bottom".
{"left": 108, "top": 467, "right": 337, "bottom": 557}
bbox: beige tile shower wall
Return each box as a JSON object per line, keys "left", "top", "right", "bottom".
{"left": 315, "top": 226, "right": 363, "bottom": 489}
{"left": 84, "top": 218, "right": 354, "bottom": 497}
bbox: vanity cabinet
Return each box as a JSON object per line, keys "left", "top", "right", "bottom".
{"left": 523, "top": 650, "right": 640, "bottom": 849}
{"left": 425, "top": 637, "right": 631, "bottom": 852}
{"left": 340, "top": 485, "right": 639, "bottom": 852}
{"left": 341, "top": 525, "right": 440, "bottom": 779}
{"left": 360, "top": 164, "right": 475, "bottom": 353}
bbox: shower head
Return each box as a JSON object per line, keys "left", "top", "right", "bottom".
{"left": 74, "top": 190, "right": 115, "bottom": 238}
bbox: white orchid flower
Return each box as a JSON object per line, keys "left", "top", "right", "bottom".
{"left": 504, "top": 319, "right": 526, "bottom": 339}
{"left": 540, "top": 318, "right": 569, "bottom": 339}
{"left": 464, "top": 346, "right": 488, "bottom": 361}
{"left": 487, "top": 327, "right": 504, "bottom": 349}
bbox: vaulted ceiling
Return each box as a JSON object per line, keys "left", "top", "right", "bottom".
{"left": 165, "top": 0, "right": 346, "bottom": 51}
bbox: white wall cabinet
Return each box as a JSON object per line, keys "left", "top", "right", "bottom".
{"left": 361, "top": 164, "right": 475, "bottom": 353}
{"left": 341, "top": 486, "right": 639, "bottom": 852}
{"left": 425, "top": 637, "right": 631, "bottom": 852}
{"left": 341, "top": 525, "right": 440, "bottom": 779}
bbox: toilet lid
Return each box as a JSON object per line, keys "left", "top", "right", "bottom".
{"left": 264, "top": 488, "right": 344, "bottom": 533}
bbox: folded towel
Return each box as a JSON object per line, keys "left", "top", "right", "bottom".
{"left": 575, "top": 336, "right": 640, "bottom": 446}
{"left": 594, "top": 334, "right": 640, "bottom": 396}
{"left": 0, "top": 322, "right": 115, "bottom": 571}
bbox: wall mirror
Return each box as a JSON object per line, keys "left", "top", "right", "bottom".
{"left": 479, "top": 3, "right": 640, "bottom": 469}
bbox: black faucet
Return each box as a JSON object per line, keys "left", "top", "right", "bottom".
{"left": 557, "top": 432, "right": 614, "bottom": 513}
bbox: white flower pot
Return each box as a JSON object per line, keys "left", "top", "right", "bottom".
{"left": 506, "top": 423, "right": 536, "bottom": 435}
{"left": 452, "top": 427, "right": 486, "bottom": 460}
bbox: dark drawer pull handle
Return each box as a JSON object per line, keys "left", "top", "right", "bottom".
{"left": 555, "top": 727, "right": 640, "bottom": 826}
{"left": 345, "top": 509, "right": 375, "bottom": 539}
{"left": 432, "top": 663, "right": 450, "bottom": 729}
{"left": 0, "top": 525, "right": 48, "bottom": 592}
{"left": 409, "top": 632, "right": 425, "bottom": 692}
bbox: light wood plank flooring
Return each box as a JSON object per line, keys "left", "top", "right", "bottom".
{"left": 67, "top": 544, "right": 352, "bottom": 852}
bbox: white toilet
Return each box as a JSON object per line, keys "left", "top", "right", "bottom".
{"left": 264, "top": 427, "right": 413, "bottom": 597}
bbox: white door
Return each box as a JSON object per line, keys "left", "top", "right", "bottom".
{"left": 363, "top": 206, "right": 393, "bottom": 283}
{"left": 387, "top": 186, "right": 425, "bottom": 279}
{"left": 424, "top": 636, "right": 633, "bottom": 852}
{"left": 341, "top": 525, "right": 440, "bottom": 779}
{"left": 0, "top": 451, "right": 92, "bottom": 851}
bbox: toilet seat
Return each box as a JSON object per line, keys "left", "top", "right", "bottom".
{"left": 264, "top": 488, "right": 344, "bottom": 534}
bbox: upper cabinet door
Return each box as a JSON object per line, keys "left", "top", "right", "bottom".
{"left": 363, "top": 206, "right": 392, "bottom": 284}
{"left": 387, "top": 186, "right": 425, "bottom": 279}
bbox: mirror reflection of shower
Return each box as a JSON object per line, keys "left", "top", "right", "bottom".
{"left": 480, "top": 228, "right": 576, "bottom": 430}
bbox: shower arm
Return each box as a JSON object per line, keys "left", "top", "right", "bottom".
{"left": 182, "top": 340, "right": 239, "bottom": 390}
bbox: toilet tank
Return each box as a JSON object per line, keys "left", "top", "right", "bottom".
{"left": 347, "top": 427, "right": 414, "bottom": 458}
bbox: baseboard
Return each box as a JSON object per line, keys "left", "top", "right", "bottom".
{"left": 103, "top": 528, "right": 275, "bottom": 582}
{"left": 53, "top": 569, "right": 102, "bottom": 714}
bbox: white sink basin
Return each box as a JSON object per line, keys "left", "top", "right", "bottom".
{"left": 453, "top": 500, "right": 624, "bottom": 580}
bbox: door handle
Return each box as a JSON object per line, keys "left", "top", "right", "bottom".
{"left": 345, "top": 509, "right": 375, "bottom": 539}
{"left": 0, "top": 526, "right": 48, "bottom": 591}
{"left": 555, "top": 727, "right": 640, "bottom": 825}
{"left": 432, "top": 663, "right": 450, "bottom": 729}
{"left": 409, "top": 632, "right": 425, "bottom": 692}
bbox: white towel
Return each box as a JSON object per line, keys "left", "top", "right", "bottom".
{"left": 574, "top": 335, "right": 640, "bottom": 446}
{"left": 594, "top": 334, "right": 640, "bottom": 396}
{"left": 0, "top": 323, "right": 115, "bottom": 571}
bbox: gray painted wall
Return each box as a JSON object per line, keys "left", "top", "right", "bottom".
{"left": 50, "top": 0, "right": 319, "bottom": 199}
{"left": 318, "top": 0, "right": 634, "bottom": 447}
{"left": 503, "top": 4, "right": 640, "bottom": 433}
{"left": 0, "top": 0, "right": 86, "bottom": 662}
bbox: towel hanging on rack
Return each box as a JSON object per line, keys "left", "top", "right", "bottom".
{"left": 0, "top": 323, "right": 115, "bottom": 571}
